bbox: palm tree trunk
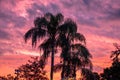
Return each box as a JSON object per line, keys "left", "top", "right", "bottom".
{"left": 50, "top": 39, "right": 55, "bottom": 80}
{"left": 61, "top": 61, "right": 65, "bottom": 80}
{"left": 73, "top": 65, "right": 76, "bottom": 80}
{"left": 50, "top": 48, "right": 54, "bottom": 80}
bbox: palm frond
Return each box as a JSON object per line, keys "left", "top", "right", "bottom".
{"left": 24, "top": 27, "right": 46, "bottom": 47}
{"left": 81, "top": 68, "right": 91, "bottom": 75}
{"left": 56, "top": 13, "right": 64, "bottom": 24}
{"left": 31, "top": 30, "right": 37, "bottom": 47}
{"left": 71, "top": 44, "right": 92, "bottom": 58}
{"left": 56, "top": 34, "right": 70, "bottom": 48}
{"left": 54, "top": 63, "right": 63, "bottom": 72}
{"left": 71, "top": 55, "right": 82, "bottom": 66}
{"left": 58, "top": 18, "right": 77, "bottom": 35}
{"left": 81, "top": 59, "right": 93, "bottom": 70}
{"left": 39, "top": 38, "right": 58, "bottom": 58}
{"left": 39, "top": 38, "right": 53, "bottom": 50}
{"left": 79, "top": 45, "right": 92, "bottom": 58}
{"left": 44, "top": 12, "right": 54, "bottom": 23}
{"left": 73, "top": 33, "right": 86, "bottom": 44}
{"left": 81, "top": 68, "right": 94, "bottom": 80}
{"left": 42, "top": 49, "right": 51, "bottom": 60}
{"left": 31, "top": 28, "right": 46, "bottom": 47}
{"left": 24, "top": 28, "right": 35, "bottom": 42}
{"left": 71, "top": 44, "right": 81, "bottom": 50}
{"left": 34, "top": 17, "right": 48, "bottom": 27}
{"left": 65, "top": 18, "right": 77, "bottom": 34}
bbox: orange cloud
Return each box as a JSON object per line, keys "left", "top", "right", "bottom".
{"left": 0, "top": 54, "right": 31, "bottom": 76}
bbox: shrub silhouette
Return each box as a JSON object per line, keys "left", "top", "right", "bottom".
{"left": 15, "top": 57, "right": 48, "bottom": 80}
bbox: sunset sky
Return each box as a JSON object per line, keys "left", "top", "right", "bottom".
{"left": 0, "top": 0, "right": 120, "bottom": 79}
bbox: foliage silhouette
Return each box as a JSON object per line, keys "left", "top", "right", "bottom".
{"left": 100, "top": 43, "right": 120, "bottom": 80}
{"left": 15, "top": 57, "right": 48, "bottom": 80}
{"left": 53, "top": 18, "right": 92, "bottom": 79}
{"left": 0, "top": 74, "right": 14, "bottom": 80}
{"left": 110, "top": 43, "right": 120, "bottom": 65}
{"left": 24, "top": 12, "right": 68, "bottom": 80}
{"left": 93, "top": 72, "right": 100, "bottom": 80}
{"left": 24, "top": 12, "right": 89, "bottom": 80}
{"left": 80, "top": 68, "right": 100, "bottom": 80}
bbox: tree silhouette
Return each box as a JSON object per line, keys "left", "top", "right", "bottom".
{"left": 100, "top": 43, "right": 120, "bottom": 80}
{"left": 70, "top": 44, "right": 92, "bottom": 80}
{"left": 93, "top": 72, "right": 100, "bottom": 80}
{"left": 53, "top": 19, "right": 92, "bottom": 80}
{"left": 80, "top": 68, "right": 100, "bottom": 80}
{"left": 110, "top": 43, "right": 120, "bottom": 65}
{"left": 24, "top": 12, "right": 84, "bottom": 80}
{"left": 24, "top": 12, "right": 65, "bottom": 80}
{"left": 0, "top": 76, "right": 7, "bottom": 80}
{"left": 16, "top": 57, "right": 48, "bottom": 80}
{"left": 81, "top": 68, "right": 94, "bottom": 80}
{"left": 100, "top": 63, "right": 120, "bottom": 80}
{"left": 0, "top": 74, "right": 14, "bottom": 80}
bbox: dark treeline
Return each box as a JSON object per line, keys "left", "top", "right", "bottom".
{"left": 0, "top": 13, "right": 120, "bottom": 80}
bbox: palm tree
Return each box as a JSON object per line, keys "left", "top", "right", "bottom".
{"left": 24, "top": 13, "right": 80, "bottom": 80}
{"left": 81, "top": 68, "right": 94, "bottom": 80}
{"left": 24, "top": 12, "right": 64, "bottom": 80}
{"left": 70, "top": 44, "right": 92, "bottom": 80}
{"left": 54, "top": 20, "right": 92, "bottom": 80}
{"left": 54, "top": 45, "right": 92, "bottom": 80}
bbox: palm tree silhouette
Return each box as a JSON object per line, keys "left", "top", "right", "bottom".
{"left": 54, "top": 45, "right": 92, "bottom": 80}
{"left": 81, "top": 68, "right": 94, "bottom": 80}
{"left": 24, "top": 12, "right": 64, "bottom": 80}
{"left": 71, "top": 44, "right": 92, "bottom": 80}
{"left": 54, "top": 19, "right": 92, "bottom": 80}
{"left": 24, "top": 13, "right": 80, "bottom": 80}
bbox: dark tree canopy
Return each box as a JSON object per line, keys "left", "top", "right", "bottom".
{"left": 0, "top": 74, "right": 14, "bottom": 80}
{"left": 80, "top": 68, "right": 100, "bottom": 80}
{"left": 100, "top": 63, "right": 120, "bottom": 80}
{"left": 100, "top": 43, "right": 120, "bottom": 80}
{"left": 16, "top": 57, "right": 48, "bottom": 80}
